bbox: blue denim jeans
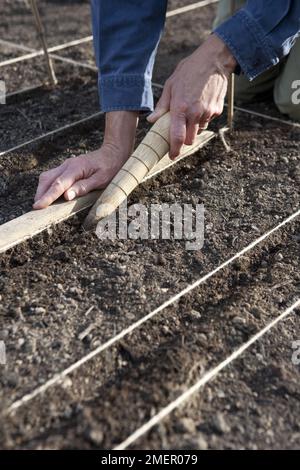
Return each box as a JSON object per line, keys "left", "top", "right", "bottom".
{"left": 91, "top": 0, "right": 300, "bottom": 115}
{"left": 215, "top": 0, "right": 300, "bottom": 120}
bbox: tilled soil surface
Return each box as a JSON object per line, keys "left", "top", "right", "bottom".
{"left": 0, "top": 0, "right": 300, "bottom": 451}
{"left": 0, "top": 0, "right": 92, "bottom": 52}
{"left": 1, "top": 67, "right": 98, "bottom": 152}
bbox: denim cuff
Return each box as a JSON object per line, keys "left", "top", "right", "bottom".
{"left": 214, "top": 9, "right": 279, "bottom": 80}
{"left": 99, "top": 74, "right": 154, "bottom": 112}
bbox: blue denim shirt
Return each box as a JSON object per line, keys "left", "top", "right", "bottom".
{"left": 91, "top": 0, "right": 300, "bottom": 113}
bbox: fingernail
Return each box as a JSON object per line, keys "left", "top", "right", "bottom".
{"left": 67, "top": 190, "right": 76, "bottom": 201}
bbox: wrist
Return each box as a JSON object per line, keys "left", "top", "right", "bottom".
{"left": 204, "top": 33, "right": 237, "bottom": 76}
{"left": 104, "top": 111, "right": 139, "bottom": 156}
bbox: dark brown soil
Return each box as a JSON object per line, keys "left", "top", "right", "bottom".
{"left": 0, "top": 0, "right": 299, "bottom": 451}
{"left": 0, "top": 0, "right": 92, "bottom": 51}
{"left": 1, "top": 67, "right": 98, "bottom": 152}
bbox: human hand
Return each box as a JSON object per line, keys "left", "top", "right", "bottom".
{"left": 33, "top": 111, "right": 138, "bottom": 209}
{"left": 148, "top": 34, "right": 236, "bottom": 159}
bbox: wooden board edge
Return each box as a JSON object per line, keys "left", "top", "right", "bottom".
{"left": 0, "top": 191, "right": 101, "bottom": 254}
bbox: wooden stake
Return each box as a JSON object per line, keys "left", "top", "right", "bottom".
{"left": 83, "top": 113, "right": 216, "bottom": 229}
{"left": 227, "top": 74, "right": 235, "bottom": 132}
{"left": 29, "top": 0, "right": 57, "bottom": 86}
{"left": 227, "top": 0, "right": 235, "bottom": 132}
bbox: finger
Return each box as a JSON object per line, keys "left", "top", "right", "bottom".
{"left": 33, "top": 168, "right": 77, "bottom": 209}
{"left": 197, "top": 121, "right": 209, "bottom": 133}
{"left": 64, "top": 173, "right": 103, "bottom": 201}
{"left": 34, "top": 165, "right": 64, "bottom": 203}
{"left": 185, "top": 120, "right": 199, "bottom": 145}
{"left": 211, "top": 105, "right": 224, "bottom": 121}
{"left": 147, "top": 82, "right": 171, "bottom": 123}
{"left": 198, "top": 112, "right": 211, "bottom": 134}
{"left": 170, "top": 107, "right": 187, "bottom": 160}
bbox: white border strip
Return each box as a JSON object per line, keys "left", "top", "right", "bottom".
{"left": 5, "top": 208, "right": 300, "bottom": 415}
{"left": 115, "top": 298, "right": 300, "bottom": 450}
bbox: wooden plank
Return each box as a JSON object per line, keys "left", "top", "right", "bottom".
{"left": 0, "top": 129, "right": 216, "bottom": 254}
{"left": 0, "top": 192, "right": 100, "bottom": 254}
{"left": 29, "top": 0, "right": 57, "bottom": 86}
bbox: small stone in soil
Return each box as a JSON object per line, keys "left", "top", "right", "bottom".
{"left": 232, "top": 316, "right": 246, "bottom": 325}
{"left": 85, "top": 428, "right": 104, "bottom": 446}
{"left": 177, "top": 417, "right": 197, "bottom": 434}
{"left": 190, "top": 309, "right": 202, "bottom": 319}
{"left": 181, "top": 434, "right": 208, "bottom": 450}
{"left": 34, "top": 307, "right": 46, "bottom": 315}
{"left": 212, "top": 413, "right": 231, "bottom": 434}
{"left": 274, "top": 252, "right": 284, "bottom": 262}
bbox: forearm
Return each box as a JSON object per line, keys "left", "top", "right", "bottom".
{"left": 214, "top": 0, "right": 300, "bottom": 80}
{"left": 91, "top": 0, "right": 168, "bottom": 113}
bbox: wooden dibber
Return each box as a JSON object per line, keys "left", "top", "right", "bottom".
{"left": 83, "top": 112, "right": 218, "bottom": 229}
{"left": 83, "top": 112, "right": 172, "bottom": 229}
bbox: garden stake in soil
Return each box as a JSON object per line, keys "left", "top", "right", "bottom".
{"left": 29, "top": 0, "right": 57, "bottom": 86}
{"left": 227, "top": 0, "right": 235, "bottom": 132}
{"left": 2, "top": 79, "right": 298, "bottom": 157}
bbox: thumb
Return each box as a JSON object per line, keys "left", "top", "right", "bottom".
{"left": 147, "top": 82, "right": 171, "bottom": 123}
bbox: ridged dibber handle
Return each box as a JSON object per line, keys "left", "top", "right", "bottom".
{"left": 83, "top": 112, "right": 171, "bottom": 229}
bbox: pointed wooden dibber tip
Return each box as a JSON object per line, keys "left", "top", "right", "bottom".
{"left": 83, "top": 112, "right": 171, "bottom": 230}
{"left": 83, "top": 200, "right": 116, "bottom": 231}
